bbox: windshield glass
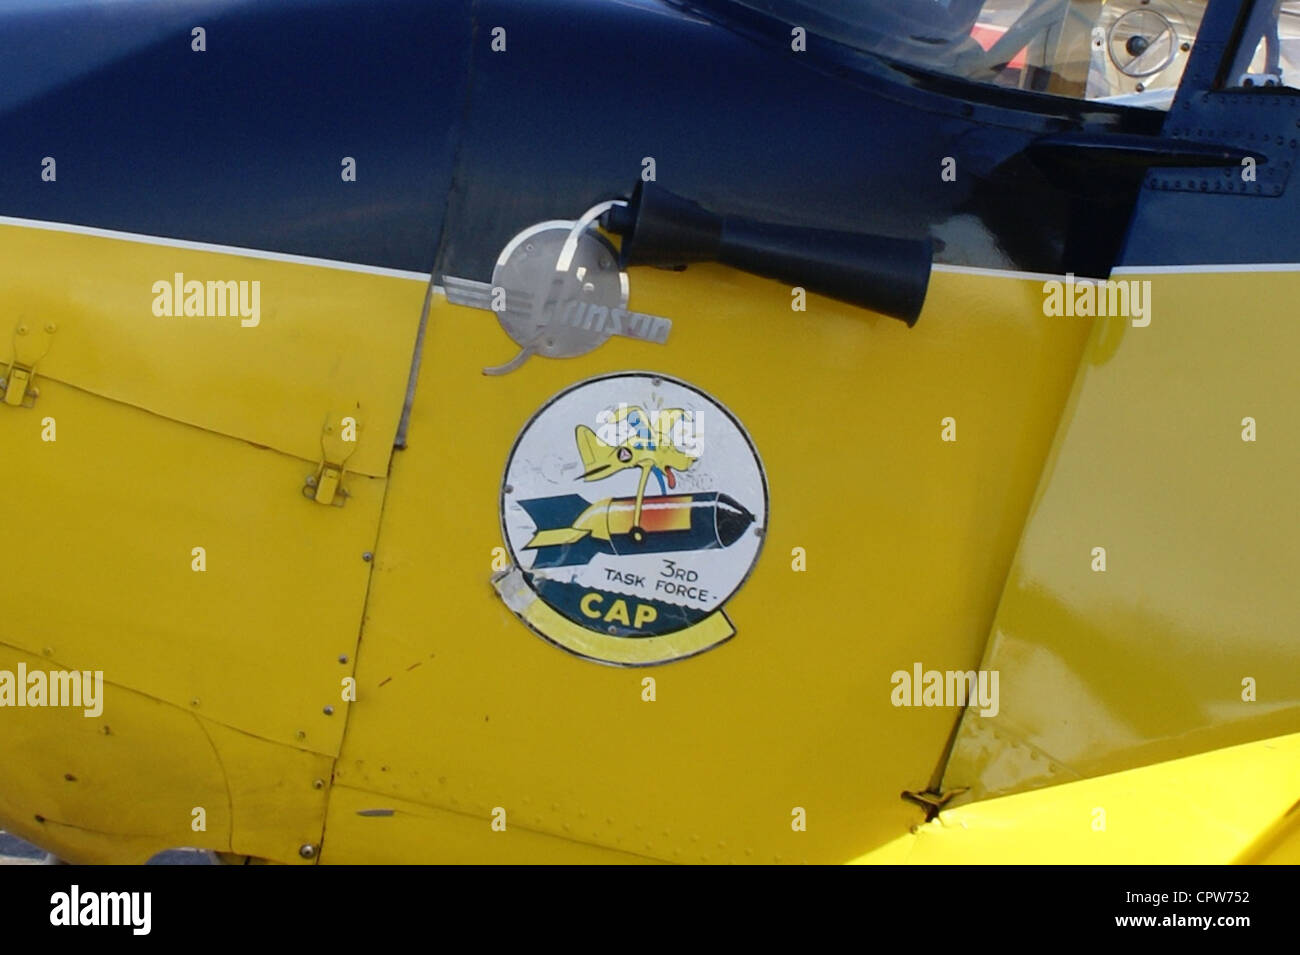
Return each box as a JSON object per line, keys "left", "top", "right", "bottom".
{"left": 727, "top": 0, "right": 1222, "bottom": 108}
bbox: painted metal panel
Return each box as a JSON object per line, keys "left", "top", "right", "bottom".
{"left": 0, "top": 376, "right": 380, "bottom": 754}
{"left": 858, "top": 730, "right": 1300, "bottom": 864}
{"left": 0, "top": 222, "right": 427, "bottom": 476}
{"left": 943, "top": 271, "right": 1300, "bottom": 802}
{"left": 327, "top": 264, "right": 1091, "bottom": 863}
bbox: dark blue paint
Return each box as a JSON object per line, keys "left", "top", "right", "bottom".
{"left": 0, "top": 0, "right": 470, "bottom": 273}
{"left": 437, "top": 0, "right": 1160, "bottom": 282}
{"left": 0, "top": 0, "right": 1283, "bottom": 281}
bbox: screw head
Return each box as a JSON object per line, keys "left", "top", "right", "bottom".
{"left": 1126, "top": 35, "right": 1150, "bottom": 57}
{"left": 298, "top": 844, "right": 317, "bottom": 859}
{"left": 338, "top": 654, "right": 349, "bottom": 664}
{"left": 323, "top": 705, "right": 335, "bottom": 716}
{"left": 312, "top": 779, "right": 325, "bottom": 790}
{"left": 362, "top": 551, "right": 373, "bottom": 562}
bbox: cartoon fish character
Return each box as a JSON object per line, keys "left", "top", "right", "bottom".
{"left": 574, "top": 406, "right": 698, "bottom": 541}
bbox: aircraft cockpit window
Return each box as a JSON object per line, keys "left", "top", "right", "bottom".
{"left": 727, "top": 0, "right": 1216, "bottom": 108}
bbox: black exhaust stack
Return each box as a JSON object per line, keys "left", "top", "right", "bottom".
{"left": 602, "top": 182, "right": 932, "bottom": 326}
